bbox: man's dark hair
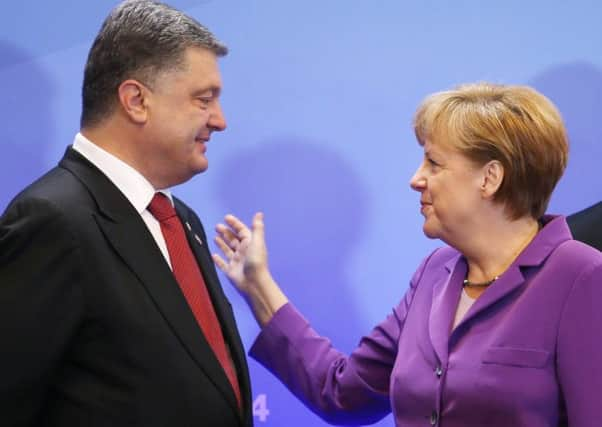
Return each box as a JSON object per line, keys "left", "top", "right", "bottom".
{"left": 80, "top": 0, "right": 228, "bottom": 128}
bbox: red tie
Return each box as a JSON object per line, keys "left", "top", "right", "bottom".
{"left": 148, "top": 193, "right": 242, "bottom": 410}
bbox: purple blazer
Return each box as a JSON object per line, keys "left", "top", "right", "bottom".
{"left": 250, "top": 216, "right": 602, "bottom": 426}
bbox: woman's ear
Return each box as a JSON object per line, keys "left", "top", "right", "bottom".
{"left": 480, "top": 160, "right": 504, "bottom": 198}
{"left": 117, "top": 79, "right": 149, "bottom": 124}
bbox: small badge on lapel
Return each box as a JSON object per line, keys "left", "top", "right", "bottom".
{"left": 185, "top": 221, "right": 203, "bottom": 246}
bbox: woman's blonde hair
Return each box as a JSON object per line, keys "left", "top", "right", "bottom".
{"left": 414, "top": 82, "right": 569, "bottom": 219}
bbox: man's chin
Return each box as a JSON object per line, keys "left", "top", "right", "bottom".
{"left": 192, "top": 157, "right": 209, "bottom": 174}
{"left": 195, "top": 164, "right": 209, "bottom": 173}
{"left": 173, "top": 162, "right": 209, "bottom": 186}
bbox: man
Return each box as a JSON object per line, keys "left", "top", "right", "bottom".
{"left": 0, "top": 1, "right": 253, "bottom": 426}
{"left": 568, "top": 201, "right": 602, "bottom": 250}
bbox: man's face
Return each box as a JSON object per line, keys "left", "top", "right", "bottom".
{"left": 142, "top": 47, "right": 226, "bottom": 188}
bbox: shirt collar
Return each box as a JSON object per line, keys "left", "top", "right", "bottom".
{"left": 72, "top": 132, "right": 173, "bottom": 213}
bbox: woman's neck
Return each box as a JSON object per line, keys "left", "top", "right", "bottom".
{"left": 461, "top": 216, "right": 540, "bottom": 285}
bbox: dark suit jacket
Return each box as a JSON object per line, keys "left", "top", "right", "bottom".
{"left": 0, "top": 148, "right": 253, "bottom": 426}
{"left": 568, "top": 201, "right": 602, "bottom": 251}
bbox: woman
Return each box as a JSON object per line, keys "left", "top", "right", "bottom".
{"left": 213, "top": 83, "right": 602, "bottom": 426}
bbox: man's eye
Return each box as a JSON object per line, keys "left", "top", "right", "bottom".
{"left": 197, "top": 97, "right": 212, "bottom": 108}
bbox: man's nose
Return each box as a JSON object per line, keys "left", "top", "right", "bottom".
{"left": 209, "top": 101, "right": 227, "bottom": 132}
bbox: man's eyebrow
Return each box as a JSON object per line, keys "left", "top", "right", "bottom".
{"left": 192, "top": 86, "right": 221, "bottom": 97}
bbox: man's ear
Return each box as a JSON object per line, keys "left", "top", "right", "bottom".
{"left": 480, "top": 160, "right": 504, "bottom": 199}
{"left": 117, "top": 79, "right": 149, "bottom": 124}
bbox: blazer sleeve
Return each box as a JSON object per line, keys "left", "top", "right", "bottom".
{"left": 249, "top": 252, "right": 436, "bottom": 425}
{"left": 556, "top": 253, "right": 602, "bottom": 426}
{"left": 0, "top": 197, "right": 84, "bottom": 423}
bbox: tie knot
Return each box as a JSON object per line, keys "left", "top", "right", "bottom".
{"left": 148, "top": 193, "right": 177, "bottom": 222}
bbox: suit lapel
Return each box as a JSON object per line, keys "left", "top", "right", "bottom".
{"left": 427, "top": 218, "right": 567, "bottom": 360}
{"left": 452, "top": 216, "right": 572, "bottom": 337}
{"left": 59, "top": 148, "right": 241, "bottom": 417}
{"left": 428, "top": 255, "right": 464, "bottom": 364}
{"left": 457, "top": 265, "right": 525, "bottom": 328}
{"left": 175, "top": 202, "right": 250, "bottom": 415}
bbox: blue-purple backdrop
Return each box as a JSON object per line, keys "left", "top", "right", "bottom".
{"left": 2, "top": 1, "right": 601, "bottom": 425}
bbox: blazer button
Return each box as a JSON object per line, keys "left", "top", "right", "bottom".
{"left": 431, "top": 411, "right": 439, "bottom": 426}
{"left": 430, "top": 410, "right": 439, "bottom": 425}
{"left": 434, "top": 365, "right": 443, "bottom": 378}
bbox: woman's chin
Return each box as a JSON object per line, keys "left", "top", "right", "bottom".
{"left": 422, "top": 222, "right": 440, "bottom": 240}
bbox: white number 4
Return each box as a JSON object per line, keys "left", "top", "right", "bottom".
{"left": 252, "top": 393, "right": 270, "bottom": 422}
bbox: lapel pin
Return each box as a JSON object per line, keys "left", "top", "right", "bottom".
{"left": 194, "top": 234, "right": 203, "bottom": 246}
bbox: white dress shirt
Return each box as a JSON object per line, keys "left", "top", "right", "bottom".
{"left": 72, "top": 132, "right": 173, "bottom": 269}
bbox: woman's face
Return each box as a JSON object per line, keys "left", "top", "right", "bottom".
{"left": 410, "top": 138, "right": 485, "bottom": 243}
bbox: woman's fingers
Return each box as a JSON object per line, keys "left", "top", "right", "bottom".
{"left": 214, "top": 235, "right": 234, "bottom": 259}
{"left": 224, "top": 214, "right": 252, "bottom": 240}
{"left": 212, "top": 253, "right": 228, "bottom": 271}
{"left": 251, "top": 212, "right": 265, "bottom": 240}
{"left": 215, "top": 223, "right": 243, "bottom": 252}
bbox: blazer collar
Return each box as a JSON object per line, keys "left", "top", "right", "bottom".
{"left": 175, "top": 201, "right": 252, "bottom": 417}
{"left": 429, "top": 215, "right": 572, "bottom": 362}
{"left": 428, "top": 255, "right": 465, "bottom": 364}
{"left": 59, "top": 147, "right": 243, "bottom": 420}
{"left": 59, "top": 147, "right": 136, "bottom": 223}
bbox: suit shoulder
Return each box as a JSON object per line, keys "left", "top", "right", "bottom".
{"left": 543, "top": 240, "right": 602, "bottom": 292}
{"left": 567, "top": 201, "right": 602, "bottom": 225}
{"left": 567, "top": 202, "right": 602, "bottom": 232}
{"left": 567, "top": 202, "right": 602, "bottom": 251}
{"left": 1, "top": 165, "right": 97, "bottom": 234}
{"left": 551, "top": 239, "right": 602, "bottom": 268}
{"left": 0, "top": 172, "right": 85, "bottom": 260}
{"left": 6, "top": 166, "right": 90, "bottom": 209}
